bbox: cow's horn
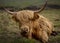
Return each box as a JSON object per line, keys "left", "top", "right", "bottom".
{"left": 4, "top": 8, "right": 17, "bottom": 15}
{"left": 34, "top": 0, "right": 47, "bottom": 13}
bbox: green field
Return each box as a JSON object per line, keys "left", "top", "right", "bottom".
{"left": 0, "top": 0, "right": 60, "bottom": 8}
{"left": 0, "top": 0, "right": 60, "bottom": 43}
{"left": 0, "top": 9, "right": 60, "bottom": 43}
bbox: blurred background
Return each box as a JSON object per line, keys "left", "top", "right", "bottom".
{"left": 0, "top": 0, "right": 60, "bottom": 43}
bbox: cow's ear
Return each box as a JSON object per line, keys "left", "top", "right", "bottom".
{"left": 33, "top": 12, "right": 39, "bottom": 20}
{"left": 29, "top": 12, "right": 39, "bottom": 21}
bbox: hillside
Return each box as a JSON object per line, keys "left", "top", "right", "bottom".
{"left": 0, "top": 0, "right": 60, "bottom": 8}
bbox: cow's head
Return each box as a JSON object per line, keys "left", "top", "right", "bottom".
{"left": 4, "top": 0, "right": 47, "bottom": 21}
{"left": 20, "top": 25, "right": 29, "bottom": 37}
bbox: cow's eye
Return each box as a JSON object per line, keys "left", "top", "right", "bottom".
{"left": 12, "top": 16, "right": 19, "bottom": 22}
{"left": 12, "top": 16, "right": 15, "bottom": 20}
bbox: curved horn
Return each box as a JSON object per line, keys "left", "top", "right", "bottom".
{"left": 34, "top": 0, "right": 47, "bottom": 13}
{"left": 4, "top": 8, "right": 17, "bottom": 15}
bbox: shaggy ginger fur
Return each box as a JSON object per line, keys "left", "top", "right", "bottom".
{"left": 25, "top": 14, "right": 54, "bottom": 43}
{"left": 14, "top": 11, "right": 54, "bottom": 43}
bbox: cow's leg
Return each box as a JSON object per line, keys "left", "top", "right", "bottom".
{"left": 41, "top": 31, "right": 48, "bottom": 43}
{"left": 38, "top": 31, "right": 48, "bottom": 43}
{"left": 27, "top": 28, "right": 32, "bottom": 39}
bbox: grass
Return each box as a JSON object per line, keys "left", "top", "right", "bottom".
{"left": 0, "top": 0, "right": 44, "bottom": 8}
{"left": 0, "top": 8, "right": 60, "bottom": 43}
{"left": 0, "top": 0, "right": 60, "bottom": 8}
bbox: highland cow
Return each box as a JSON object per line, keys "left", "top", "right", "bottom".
{"left": 5, "top": 0, "right": 57, "bottom": 43}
